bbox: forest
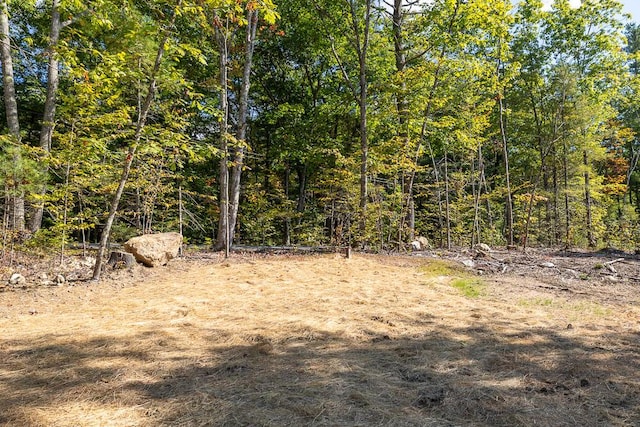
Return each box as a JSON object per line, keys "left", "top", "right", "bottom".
{"left": 1, "top": 0, "right": 640, "bottom": 264}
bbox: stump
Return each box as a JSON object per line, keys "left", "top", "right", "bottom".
{"left": 107, "top": 251, "right": 137, "bottom": 269}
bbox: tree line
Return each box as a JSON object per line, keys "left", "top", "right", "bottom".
{"left": 1, "top": 0, "right": 639, "bottom": 273}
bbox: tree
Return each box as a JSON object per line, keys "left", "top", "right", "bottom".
{"left": 212, "top": 0, "right": 278, "bottom": 252}
{"left": 313, "top": 0, "right": 372, "bottom": 243}
{"left": 29, "top": 0, "right": 78, "bottom": 233}
{"left": 1, "top": 0, "right": 25, "bottom": 232}
{"left": 93, "top": 0, "right": 184, "bottom": 280}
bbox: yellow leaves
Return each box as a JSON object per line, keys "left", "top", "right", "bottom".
{"left": 603, "top": 182, "right": 627, "bottom": 196}
{"left": 213, "top": 0, "right": 279, "bottom": 26}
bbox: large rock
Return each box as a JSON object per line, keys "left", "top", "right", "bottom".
{"left": 411, "top": 236, "right": 431, "bottom": 251}
{"left": 124, "top": 232, "right": 182, "bottom": 267}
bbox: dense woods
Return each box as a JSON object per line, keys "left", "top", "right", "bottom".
{"left": 1, "top": 0, "right": 639, "bottom": 258}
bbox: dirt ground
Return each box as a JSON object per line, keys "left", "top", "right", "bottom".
{"left": 0, "top": 249, "right": 639, "bottom": 426}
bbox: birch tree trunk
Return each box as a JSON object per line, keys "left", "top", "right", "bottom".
{"left": 30, "top": 0, "right": 64, "bottom": 233}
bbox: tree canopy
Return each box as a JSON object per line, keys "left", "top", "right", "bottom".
{"left": 1, "top": 0, "right": 639, "bottom": 258}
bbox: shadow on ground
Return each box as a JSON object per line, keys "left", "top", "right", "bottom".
{"left": 2, "top": 320, "right": 639, "bottom": 427}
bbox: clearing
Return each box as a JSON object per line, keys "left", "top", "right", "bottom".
{"left": 1, "top": 251, "right": 639, "bottom": 426}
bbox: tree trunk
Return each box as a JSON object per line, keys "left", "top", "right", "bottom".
{"left": 583, "top": 150, "right": 595, "bottom": 247}
{"left": 30, "top": 0, "right": 64, "bottom": 233}
{"left": 497, "top": 58, "right": 513, "bottom": 247}
{"left": 228, "top": 9, "right": 258, "bottom": 246}
{"left": 92, "top": 1, "right": 181, "bottom": 280}
{"left": 472, "top": 144, "right": 484, "bottom": 246}
{"left": 323, "top": 0, "right": 372, "bottom": 245}
{"left": 626, "top": 146, "right": 639, "bottom": 205}
{"left": 563, "top": 139, "right": 571, "bottom": 246}
{"left": 0, "top": 0, "right": 24, "bottom": 232}
{"left": 444, "top": 148, "right": 451, "bottom": 250}
{"left": 354, "top": 0, "right": 371, "bottom": 242}
{"left": 213, "top": 14, "right": 230, "bottom": 255}
{"left": 296, "top": 164, "right": 307, "bottom": 216}
{"left": 284, "top": 165, "right": 291, "bottom": 245}
{"left": 392, "top": 0, "right": 415, "bottom": 245}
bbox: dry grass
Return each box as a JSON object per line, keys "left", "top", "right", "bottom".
{"left": 1, "top": 253, "right": 639, "bottom": 426}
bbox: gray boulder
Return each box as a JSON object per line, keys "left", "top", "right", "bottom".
{"left": 124, "top": 232, "right": 182, "bottom": 267}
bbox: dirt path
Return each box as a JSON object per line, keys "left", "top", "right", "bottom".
{"left": 1, "top": 253, "right": 639, "bottom": 426}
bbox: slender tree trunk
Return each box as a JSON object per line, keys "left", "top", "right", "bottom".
{"left": 444, "top": 148, "right": 451, "bottom": 250}
{"left": 0, "top": 0, "right": 24, "bottom": 232}
{"left": 353, "top": 0, "right": 371, "bottom": 242}
{"left": 497, "top": 58, "right": 513, "bottom": 247}
{"left": 227, "top": 9, "right": 259, "bottom": 246}
{"left": 392, "top": 0, "right": 413, "bottom": 244}
{"left": 414, "top": 1, "right": 461, "bottom": 248}
{"left": 426, "top": 138, "right": 444, "bottom": 246}
{"left": 583, "top": 150, "right": 595, "bottom": 247}
{"left": 213, "top": 14, "right": 230, "bottom": 256}
{"left": 296, "top": 164, "right": 307, "bottom": 216}
{"left": 626, "top": 146, "right": 639, "bottom": 205}
{"left": 553, "top": 153, "right": 560, "bottom": 244}
{"left": 92, "top": 2, "right": 181, "bottom": 280}
{"left": 284, "top": 165, "right": 291, "bottom": 245}
{"left": 322, "top": 0, "right": 372, "bottom": 245}
{"left": 472, "top": 145, "right": 484, "bottom": 246}
{"left": 563, "top": 139, "right": 571, "bottom": 246}
{"left": 30, "top": 0, "right": 64, "bottom": 233}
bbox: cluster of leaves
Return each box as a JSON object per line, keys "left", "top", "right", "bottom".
{"left": 1, "top": 0, "right": 639, "bottom": 254}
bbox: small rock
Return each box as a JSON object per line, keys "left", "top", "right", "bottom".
{"left": 475, "top": 243, "right": 491, "bottom": 252}
{"left": 411, "top": 241, "right": 422, "bottom": 251}
{"left": 81, "top": 256, "right": 96, "bottom": 268}
{"left": 580, "top": 378, "right": 590, "bottom": 387}
{"left": 566, "top": 324, "right": 573, "bottom": 330}
{"left": 461, "top": 259, "right": 476, "bottom": 268}
{"left": 55, "top": 274, "right": 66, "bottom": 285}
{"left": 29, "top": 308, "right": 38, "bottom": 315}
{"left": 38, "top": 272, "right": 49, "bottom": 281}
{"left": 540, "top": 262, "right": 555, "bottom": 268}
{"left": 9, "top": 273, "right": 26, "bottom": 286}
{"left": 605, "top": 275, "right": 619, "bottom": 282}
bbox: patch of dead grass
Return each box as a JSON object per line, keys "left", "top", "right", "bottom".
{"left": 0, "top": 253, "right": 638, "bottom": 426}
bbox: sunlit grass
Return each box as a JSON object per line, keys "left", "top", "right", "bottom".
{"left": 419, "top": 259, "right": 485, "bottom": 298}
{"left": 518, "top": 297, "right": 612, "bottom": 318}
{"left": 419, "top": 259, "right": 467, "bottom": 277}
{"left": 450, "top": 277, "right": 484, "bottom": 298}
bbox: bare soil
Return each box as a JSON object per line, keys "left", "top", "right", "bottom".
{"left": 1, "top": 249, "right": 639, "bottom": 426}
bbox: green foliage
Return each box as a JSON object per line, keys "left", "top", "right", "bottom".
{"left": 1, "top": 0, "right": 639, "bottom": 253}
{"left": 450, "top": 277, "right": 484, "bottom": 298}
{"left": 419, "top": 259, "right": 468, "bottom": 278}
